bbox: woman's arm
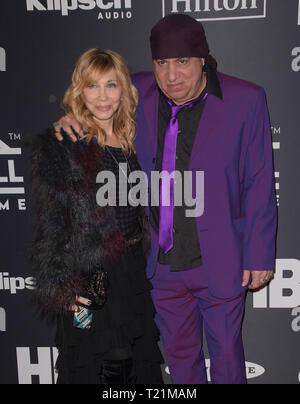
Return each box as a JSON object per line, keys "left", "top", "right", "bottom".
{"left": 30, "top": 129, "right": 83, "bottom": 314}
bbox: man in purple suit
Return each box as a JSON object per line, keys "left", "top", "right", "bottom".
{"left": 55, "top": 14, "right": 277, "bottom": 384}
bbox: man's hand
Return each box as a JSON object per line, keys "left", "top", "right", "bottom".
{"left": 242, "top": 270, "right": 274, "bottom": 290}
{"left": 53, "top": 113, "right": 86, "bottom": 142}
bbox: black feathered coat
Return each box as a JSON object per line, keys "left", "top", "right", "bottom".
{"left": 30, "top": 130, "right": 149, "bottom": 314}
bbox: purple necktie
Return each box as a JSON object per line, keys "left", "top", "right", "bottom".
{"left": 159, "top": 93, "right": 208, "bottom": 253}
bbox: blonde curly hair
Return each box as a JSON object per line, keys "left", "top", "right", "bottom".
{"left": 62, "top": 48, "right": 138, "bottom": 154}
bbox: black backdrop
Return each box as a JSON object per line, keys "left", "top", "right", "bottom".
{"left": 0, "top": 0, "right": 300, "bottom": 384}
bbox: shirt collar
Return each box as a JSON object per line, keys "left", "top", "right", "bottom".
{"left": 205, "top": 63, "right": 222, "bottom": 100}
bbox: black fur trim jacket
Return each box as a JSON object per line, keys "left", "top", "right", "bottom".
{"left": 30, "top": 130, "right": 149, "bottom": 314}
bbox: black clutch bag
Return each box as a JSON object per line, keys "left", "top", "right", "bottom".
{"left": 82, "top": 269, "right": 109, "bottom": 311}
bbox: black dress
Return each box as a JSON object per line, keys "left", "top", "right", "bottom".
{"left": 55, "top": 146, "right": 163, "bottom": 384}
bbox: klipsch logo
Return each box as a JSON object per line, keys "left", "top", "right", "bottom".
{"left": 162, "top": 0, "right": 267, "bottom": 21}
{"left": 0, "top": 47, "right": 6, "bottom": 72}
{"left": 26, "top": 0, "right": 133, "bottom": 20}
{"left": 0, "top": 272, "right": 36, "bottom": 295}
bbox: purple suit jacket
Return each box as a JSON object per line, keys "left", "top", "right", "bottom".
{"left": 132, "top": 71, "right": 277, "bottom": 298}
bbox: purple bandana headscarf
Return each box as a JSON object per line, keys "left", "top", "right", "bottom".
{"left": 150, "top": 14, "right": 217, "bottom": 70}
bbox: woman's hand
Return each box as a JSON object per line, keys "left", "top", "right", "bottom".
{"left": 70, "top": 296, "right": 92, "bottom": 312}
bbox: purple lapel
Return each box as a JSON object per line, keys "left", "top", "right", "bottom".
{"left": 190, "top": 94, "right": 220, "bottom": 166}
{"left": 142, "top": 82, "right": 159, "bottom": 154}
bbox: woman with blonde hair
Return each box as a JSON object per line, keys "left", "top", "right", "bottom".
{"left": 31, "top": 48, "right": 163, "bottom": 384}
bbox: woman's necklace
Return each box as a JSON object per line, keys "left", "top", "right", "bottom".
{"left": 104, "top": 144, "right": 135, "bottom": 206}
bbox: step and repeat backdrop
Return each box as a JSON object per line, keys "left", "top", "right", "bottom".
{"left": 0, "top": 0, "right": 300, "bottom": 384}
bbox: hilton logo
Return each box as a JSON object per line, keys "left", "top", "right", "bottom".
{"left": 162, "top": 0, "right": 267, "bottom": 21}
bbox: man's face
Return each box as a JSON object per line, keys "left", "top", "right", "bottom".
{"left": 153, "top": 57, "right": 206, "bottom": 105}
